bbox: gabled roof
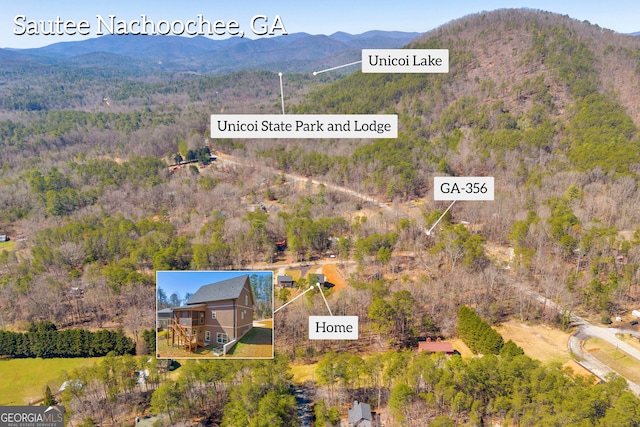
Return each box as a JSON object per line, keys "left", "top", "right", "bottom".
{"left": 348, "top": 401, "right": 372, "bottom": 423}
{"left": 186, "top": 274, "right": 250, "bottom": 305}
{"left": 312, "top": 273, "right": 325, "bottom": 284}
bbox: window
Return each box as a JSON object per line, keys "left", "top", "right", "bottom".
{"left": 217, "top": 333, "right": 228, "bottom": 344}
{"left": 205, "top": 331, "right": 210, "bottom": 342}
{"left": 211, "top": 311, "right": 216, "bottom": 319}
{"left": 241, "top": 311, "right": 245, "bottom": 320}
{"left": 245, "top": 295, "right": 248, "bottom": 305}
{"left": 200, "top": 312, "right": 204, "bottom": 324}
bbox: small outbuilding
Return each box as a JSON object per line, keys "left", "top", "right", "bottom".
{"left": 277, "top": 275, "right": 294, "bottom": 287}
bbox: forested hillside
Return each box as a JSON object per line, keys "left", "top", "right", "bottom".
{"left": 255, "top": 9, "right": 640, "bottom": 324}
{"left": 1, "top": 8, "right": 640, "bottom": 426}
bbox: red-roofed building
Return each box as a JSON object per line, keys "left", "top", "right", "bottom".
{"left": 418, "top": 338, "right": 455, "bottom": 355}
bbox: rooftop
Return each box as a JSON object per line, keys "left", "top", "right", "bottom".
{"left": 418, "top": 338, "right": 454, "bottom": 353}
{"left": 348, "top": 401, "right": 372, "bottom": 423}
{"left": 186, "top": 274, "right": 250, "bottom": 305}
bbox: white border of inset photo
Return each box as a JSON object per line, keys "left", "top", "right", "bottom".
{"left": 156, "top": 270, "right": 274, "bottom": 360}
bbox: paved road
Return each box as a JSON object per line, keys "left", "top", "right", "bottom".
{"left": 512, "top": 281, "right": 640, "bottom": 358}
{"left": 254, "top": 259, "right": 355, "bottom": 271}
{"left": 512, "top": 281, "right": 640, "bottom": 393}
{"left": 568, "top": 330, "right": 640, "bottom": 395}
{"left": 574, "top": 323, "right": 640, "bottom": 361}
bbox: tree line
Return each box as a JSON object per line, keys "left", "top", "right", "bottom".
{"left": 0, "top": 321, "right": 135, "bottom": 358}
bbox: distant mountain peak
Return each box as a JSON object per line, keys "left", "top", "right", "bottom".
{"left": 7, "top": 31, "right": 423, "bottom": 74}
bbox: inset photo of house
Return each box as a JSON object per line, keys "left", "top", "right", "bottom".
{"left": 156, "top": 271, "right": 273, "bottom": 359}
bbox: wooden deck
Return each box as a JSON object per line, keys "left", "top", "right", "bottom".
{"left": 170, "top": 320, "right": 204, "bottom": 352}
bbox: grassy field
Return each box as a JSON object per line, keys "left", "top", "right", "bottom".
{"left": 290, "top": 363, "right": 317, "bottom": 384}
{"left": 158, "top": 325, "right": 273, "bottom": 359}
{"left": 0, "top": 357, "right": 101, "bottom": 406}
{"left": 584, "top": 337, "right": 640, "bottom": 384}
{"left": 495, "top": 321, "right": 571, "bottom": 364}
{"left": 226, "top": 326, "right": 273, "bottom": 358}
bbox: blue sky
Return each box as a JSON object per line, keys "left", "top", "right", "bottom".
{"left": 2, "top": 1, "right": 639, "bottom": 49}
{"left": 157, "top": 270, "right": 272, "bottom": 305}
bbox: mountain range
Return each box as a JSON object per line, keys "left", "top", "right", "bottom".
{"left": 2, "top": 31, "right": 422, "bottom": 74}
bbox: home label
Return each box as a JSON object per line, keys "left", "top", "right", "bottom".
{"left": 309, "top": 316, "right": 358, "bottom": 340}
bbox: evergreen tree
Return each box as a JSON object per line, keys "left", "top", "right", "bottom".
{"left": 42, "top": 385, "right": 57, "bottom": 406}
{"left": 142, "top": 329, "right": 156, "bottom": 355}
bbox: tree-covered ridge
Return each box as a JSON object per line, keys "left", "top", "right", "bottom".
{"left": 0, "top": 63, "right": 149, "bottom": 111}
{"left": 0, "top": 65, "right": 328, "bottom": 113}
{"left": 524, "top": 23, "right": 640, "bottom": 174}
{"left": 110, "top": 70, "right": 318, "bottom": 102}
{"left": 0, "top": 213, "right": 175, "bottom": 326}
{"left": 0, "top": 109, "right": 176, "bottom": 148}
{"left": 266, "top": 8, "right": 640, "bottom": 195}
{"left": 290, "top": 35, "right": 473, "bottom": 116}
{"left": 13, "top": 157, "right": 167, "bottom": 218}
{"left": 27, "top": 213, "right": 191, "bottom": 289}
